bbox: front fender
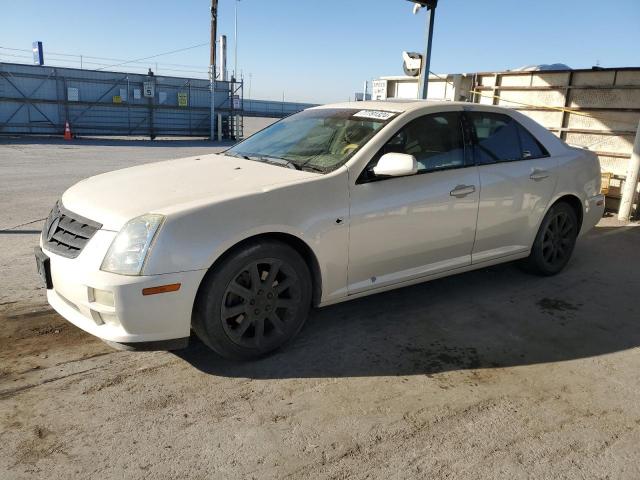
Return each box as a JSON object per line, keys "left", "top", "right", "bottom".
{"left": 143, "top": 172, "right": 350, "bottom": 304}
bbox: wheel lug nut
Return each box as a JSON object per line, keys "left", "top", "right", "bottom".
{"left": 267, "top": 293, "right": 273, "bottom": 299}
{"left": 258, "top": 289, "right": 263, "bottom": 295}
{"left": 254, "top": 309, "right": 260, "bottom": 315}
{"left": 250, "top": 299, "right": 255, "bottom": 305}
{"left": 265, "top": 305, "right": 271, "bottom": 311}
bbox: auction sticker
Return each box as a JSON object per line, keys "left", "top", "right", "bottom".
{"left": 352, "top": 110, "right": 398, "bottom": 121}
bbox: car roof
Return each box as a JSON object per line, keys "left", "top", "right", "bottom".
{"left": 312, "top": 99, "right": 520, "bottom": 115}
{"left": 311, "top": 99, "right": 568, "bottom": 156}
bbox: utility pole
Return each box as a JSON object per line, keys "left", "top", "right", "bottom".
{"left": 618, "top": 119, "right": 640, "bottom": 221}
{"left": 411, "top": 0, "right": 438, "bottom": 100}
{"left": 210, "top": 0, "right": 218, "bottom": 141}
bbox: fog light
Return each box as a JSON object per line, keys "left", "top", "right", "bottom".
{"left": 90, "top": 309, "right": 105, "bottom": 326}
{"left": 99, "top": 312, "right": 119, "bottom": 327}
{"left": 90, "top": 288, "right": 115, "bottom": 307}
{"left": 91, "top": 310, "right": 119, "bottom": 327}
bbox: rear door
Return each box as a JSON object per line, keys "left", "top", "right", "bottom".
{"left": 466, "top": 111, "right": 558, "bottom": 263}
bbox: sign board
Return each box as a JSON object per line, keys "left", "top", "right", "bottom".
{"left": 353, "top": 110, "right": 397, "bottom": 121}
{"left": 232, "top": 95, "right": 241, "bottom": 110}
{"left": 119, "top": 88, "right": 127, "bottom": 102}
{"left": 67, "top": 87, "right": 79, "bottom": 102}
{"left": 158, "top": 91, "right": 167, "bottom": 104}
{"left": 112, "top": 95, "right": 122, "bottom": 104}
{"left": 143, "top": 82, "right": 155, "bottom": 98}
{"left": 177, "top": 92, "right": 188, "bottom": 107}
{"left": 133, "top": 88, "right": 141, "bottom": 100}
{"left": 32, "top": 41, "right": 44, "bottom": 66}
{"left": 372, "top": 79, "right": 388, "bottom": 100}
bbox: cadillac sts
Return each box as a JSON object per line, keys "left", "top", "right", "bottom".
{"left": 36, "top": 101, "right": 605, "bottom": 359}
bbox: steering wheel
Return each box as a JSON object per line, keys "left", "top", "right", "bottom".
{"left": 341, "top": 143, "right": 359, "bottom": 154}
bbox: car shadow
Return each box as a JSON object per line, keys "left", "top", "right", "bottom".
{"left": 175, "top": 224, "right": 640, "bottom": 379}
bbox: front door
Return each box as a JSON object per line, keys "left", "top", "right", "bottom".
{"left": 466, "top": 111, "right": 558, "bottom": 263}
{"left": 347, "top": 110, "right": 480, "bottom": 294}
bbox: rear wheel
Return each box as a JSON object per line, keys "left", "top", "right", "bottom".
{"left": 521, "top": 202, "right": 578, "bottom": 276}
{"left": 193, "top": 240, "right": 312, "bottom": 360}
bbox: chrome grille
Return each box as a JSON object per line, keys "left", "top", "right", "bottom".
{"left": 42, "top": 202, "right": 102, "bottom": 258}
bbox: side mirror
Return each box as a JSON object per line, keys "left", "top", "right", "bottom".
{"left": 373, "top": 153, "right": 418, "bottom": 177}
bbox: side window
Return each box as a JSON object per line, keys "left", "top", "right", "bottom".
{"left": 468, "top": 112, "right": 521, "bottom": 164}
{"left": 517, "top": 124, "right": 549, "bottom": 159}
{"left": 468, "top": 111, "right": 550, "bottom": 164}
{"left": 379, "top": 112, "right": 465, "bottom": 174}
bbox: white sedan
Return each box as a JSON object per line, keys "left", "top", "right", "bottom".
{"left": 36, "top": 101, "right": 605, "bottom": 359}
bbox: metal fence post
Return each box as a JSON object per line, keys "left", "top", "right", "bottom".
{"left": 126, "top": 75, "right": 131, "bottom": 135}
{"left": 618, "top": 120, "right": 640, "bottom": 221}
{"left": 148, "top": 75, "right": 155, "bottom": 140}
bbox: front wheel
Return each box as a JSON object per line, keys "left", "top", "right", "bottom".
{"left": 521, "top": 202, "right": 579, "bottom": 276}
{"left": 193, "top": 240, "right": 312, "bottom": 360}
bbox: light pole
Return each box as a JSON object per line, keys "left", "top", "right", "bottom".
{"left": 234, "top": 0, "right": 241, "bottom": 79}
{"left": 408, "top": 0, "right": 438, "bottom": 100}
{"left": 210, "top": 0, "right": 218, "bottom": 141}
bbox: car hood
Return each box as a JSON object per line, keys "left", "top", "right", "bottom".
{"left": 61, "top": 153, "right": 318, "bottom": 230}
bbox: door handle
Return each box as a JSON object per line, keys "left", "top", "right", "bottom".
{"left": 449, "top": 184, "right": 476, "bottom": 198}
{"left": 530, "top": 169, "right": 550, "bottom": 181}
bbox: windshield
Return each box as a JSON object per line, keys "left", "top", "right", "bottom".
{"left": 226, "top": 108, "right": 397, "bottom": 172}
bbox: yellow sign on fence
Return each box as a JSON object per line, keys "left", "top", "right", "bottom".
{"left": 177, "top": 92, "right": 188, "bottom": 107}
{"left": 112, "top": 95, "right": 122, "bottom": 104}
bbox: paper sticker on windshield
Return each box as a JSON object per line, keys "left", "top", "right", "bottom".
{"left": 352, "top": 110, "right": 397, "bottom": 121}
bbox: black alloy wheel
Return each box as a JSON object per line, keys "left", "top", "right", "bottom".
{"left": 540, "top": 209, "right": 575, "bottom": 269}
{"left": 193, "top": 240, "right": 312, "bottom": 360}
{"left": 221, "top": 259, "right": 302, "bottom": 349}
{"left": 522, "top": 202, "right": 578, "bottom": 276}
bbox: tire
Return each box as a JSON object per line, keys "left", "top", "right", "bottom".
{"left": 192, "top": 240, "right": 312, "bottom": 360}
{"left": 521, "top": 202, "right": 579, "bottom": 276}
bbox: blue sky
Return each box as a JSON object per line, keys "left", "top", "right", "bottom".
{"left": 2, "top": 0, "right": 639, "bottom": 103}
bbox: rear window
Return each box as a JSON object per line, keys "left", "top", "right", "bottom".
{"left": 517, "top": 123, "right": 548, "bottom": 159}
{"left": 468, "top": 112, "right": 548, "bottom": 164}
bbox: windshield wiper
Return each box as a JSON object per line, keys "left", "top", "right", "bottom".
{"left": 296, "top": 153, "right": 329, "bottom": 173}
{"left": 224, "top": 151, "right": 251, "bottom": 160}
{"left": 238, "top": 153, "right": 301, "bottom": 170}
{"left": 258, "top": 154, "right": 301, "bottom": 170}
{"left": 299, "top": 163, "right": 326, "bottom": 173}
{"left": 269, "top": 155, "right": 327, "bottom": 173}
{"left": 226, "top": 151, "right": 325, "bottom": 173}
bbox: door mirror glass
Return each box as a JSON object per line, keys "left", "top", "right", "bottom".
{"left": 373, "top": 153, "right": 418, "bottom": 177}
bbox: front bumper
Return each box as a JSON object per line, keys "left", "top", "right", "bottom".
{"left": 41, "top": 229, "right": 206, "bottom": 348}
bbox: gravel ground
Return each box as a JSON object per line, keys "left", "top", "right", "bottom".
{"left": 1, "top": 137, "right": 639, "bottom": 479}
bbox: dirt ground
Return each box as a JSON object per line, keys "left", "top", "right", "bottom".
{"left": 1, "top": 138, "right": 639, "bottom": 479}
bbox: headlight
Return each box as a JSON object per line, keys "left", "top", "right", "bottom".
{"left": 101, "top": 214, "right": 164, "bottom": 275}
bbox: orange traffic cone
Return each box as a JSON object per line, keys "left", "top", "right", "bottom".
{"left": 64, "top": 121, "right": 72, "bottom": 140}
